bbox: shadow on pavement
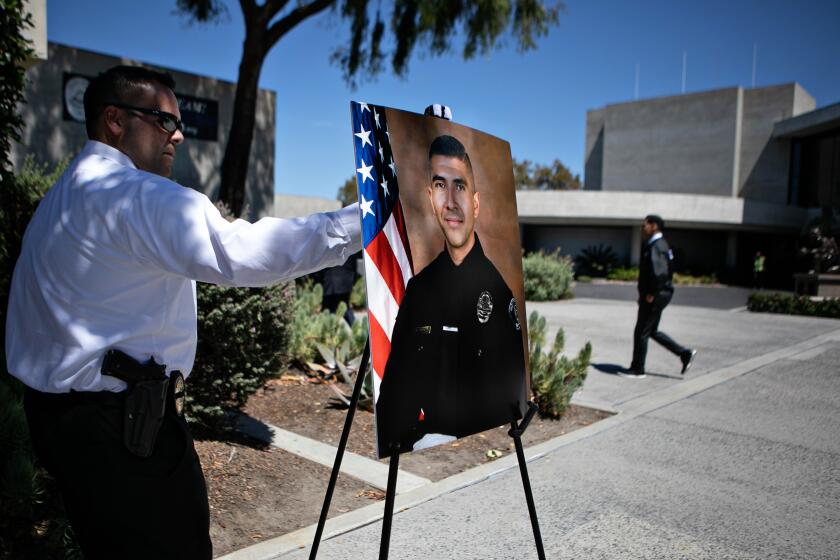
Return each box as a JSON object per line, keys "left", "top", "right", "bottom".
{"left": 592, "top": 363, "right": 683, "bottom": 380}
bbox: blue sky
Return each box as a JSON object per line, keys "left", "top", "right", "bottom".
{"left": 48, "top": 0, "right": 840, "bottom": 200}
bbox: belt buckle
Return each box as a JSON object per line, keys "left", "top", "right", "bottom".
{"left": 172, "top": 372, "right": 186, "bottom": 416}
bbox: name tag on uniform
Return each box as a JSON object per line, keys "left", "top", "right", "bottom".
{"left": 415, "top": 326, "right": 431, "bottom": 334}
{"left": 442, "top": 326, "right": 459, "bottom": 332}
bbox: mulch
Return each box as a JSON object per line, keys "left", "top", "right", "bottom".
{"left": 196, "top": 373, "right": 611, "bottom": 557}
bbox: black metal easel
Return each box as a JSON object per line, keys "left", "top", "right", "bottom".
{"left": 309, "top": 339, "right": 545, "bottom": 560}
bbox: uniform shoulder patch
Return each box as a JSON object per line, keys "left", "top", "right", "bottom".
{"left": 508, "top": 298, "right": 521, "bottom": 331}
{"left": 477, "top": 291, "right": 493, "bottom": 324}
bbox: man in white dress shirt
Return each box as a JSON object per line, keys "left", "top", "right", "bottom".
{"left": 5, "top": 65, "right": 361, "bottom": 559}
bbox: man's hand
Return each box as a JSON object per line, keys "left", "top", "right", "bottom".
{"left": 645, "top": 294, "right": 655, "bottom": 303}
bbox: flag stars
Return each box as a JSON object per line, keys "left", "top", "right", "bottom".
{"left": 360, "top": 194, "right": 375, "bottom": 219}
{"left": 357, "top": 158, "right": 374, "bottom": 183}
{"left": 378, "top": 145, "right": 385, "bottom": 163}
{"left": 358, "top": 102, "right": 370, "bottom": 113}
{"left": 355, "top": 124, "right": 373, "bottom": 148}
{"left": 374, "top": 108, "right": 381, "bottom": 128}
{"left": 388, "top": 157, "right": 396, "bottom": 176}
{"left": 380, "top": 179, "right": 389, "bottom": 197}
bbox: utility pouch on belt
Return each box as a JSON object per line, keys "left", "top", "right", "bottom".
{"left": 101, "top": 349, "right": 169, "bottom": 458}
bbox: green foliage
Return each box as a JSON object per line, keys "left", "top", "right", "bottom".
{"left": 189, "top": 282, "right": 295, "bottom": 430}
{"left": 288, "top": 280, "right": 367, "bottom": 367}
{"left": 607, "top": 267, "right": 639, "bottom": 281}
{"left": 0, "top": 0, "right": 33, "bottom": 180}
{"left": 0, "top": 153, "right": 77, "bottom": 558}
{"left": 513, "top": 157, "right": 581, "bottom": 190}
{"left": 575, "top": 244, "right": 619, "bottom": 277}
{"left": 576, "top": 275, "right": 592, "bottom": 283}
{"left": 747, "top": 293, "right": 840, "bottom": 319}
{"left": 527, "top": 311, "right": 591, "bottom": 418}
{"left": 337, "top": 176, "right": 357, "bottom": 207}
{"left": 522, "top": 250, "right": 574, "bottom": 301}
{"left": 350, "top": 276, "right": 366, "bottom": 309}
{"left": 673, "top": 272, "right": 718, "bottom": 285}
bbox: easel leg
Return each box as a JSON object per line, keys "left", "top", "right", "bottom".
{"left": 510, "top": 402, "right": 546, "bottom": 560}
{"left": 309, "top": 339, "right": 371, "bottom": 560}
{"left": 378, "top": 447, "right": 400, "bottom": 560}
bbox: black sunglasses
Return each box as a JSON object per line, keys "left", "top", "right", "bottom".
{"left": 107, "top": 102, "right": 184, "bottom": 134}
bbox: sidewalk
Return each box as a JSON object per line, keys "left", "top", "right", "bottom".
{"left": 226, "top": 300, "right": 840, "bottom": 560}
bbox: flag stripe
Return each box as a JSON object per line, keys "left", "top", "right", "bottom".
{"left": 367, "top": 310, "right": 391, "bottom": 386}
{"left": 363, "top": 248, "right": 400, "bottom": 343}
{"left": 366, "top": 224, "right": 406, "bottom": 305}
{"left": 382, "top": 213, "right": 413, "bottom": 296}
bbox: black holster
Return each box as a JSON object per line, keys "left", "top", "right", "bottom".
{"left": 101, "top": 349, "right": 169, "bottom": 458}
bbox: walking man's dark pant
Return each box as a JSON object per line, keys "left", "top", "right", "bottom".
{"left": 24, "top": 386, "right": 212, "bottom": 560}
{"left": 631, "top": 293, "right": 688, "bottom": 373}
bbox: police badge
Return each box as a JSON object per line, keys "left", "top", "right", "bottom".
{"left": 508, "top": 298, "right": 521, "bottom": 331}
{"left": 477, "top": 291, "right": 493, "bottom": 323}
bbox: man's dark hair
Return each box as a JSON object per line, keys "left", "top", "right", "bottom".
{"left": 645, "top": 214, "right": 665, "bottom": 231}
{"left": 429, "top": 135, "right": 473, "bottom": 177}
{"left": 83, "top": 65, "right": 176, "bottom": 138}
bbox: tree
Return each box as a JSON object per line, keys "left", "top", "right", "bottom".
{"left": 336, "top": 176, "right": 356, "bottom": 206}
{"left": 513, "top": 157, "right": 580, "bottom": 190}
{"left": 176, "top": 0, "right": 562, "bottom": 216}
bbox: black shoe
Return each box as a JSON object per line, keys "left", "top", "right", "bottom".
{"left": 681, "top": 349, "right": 697, "bottom": 374}
{"left": 618, "top": 368, "right": 646, "bottom": 379}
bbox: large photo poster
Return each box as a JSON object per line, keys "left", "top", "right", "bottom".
{"left": 350, "top": 102, "right": 529, "bottom": 458}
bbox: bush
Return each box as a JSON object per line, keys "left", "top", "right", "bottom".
{"left": 576, "top": 275, "right": 592, "bottom": 283}
{"left": 287, "top": 280, "right": 367, "bottom": 368}
{"left": 350, "top": 276, "right": 366, "bottom": 309}
{"left": 528, "top": 311, "right": 592, "bottom": 418}
{"left": 189, "top": 281, "right": 295, "bottom": 430}
{"left": 747, "top": 293, "right": 840, "bottom": 319}
{"left": 522, "top": 250, "right": 574, "bottom": 301}
{"left": 607, "top": 267, "right": 639, "bottom": 281}
{"left": 575, "top": 244, "right": 619, "bottom": 277}
{"left": 673, "top": 272, "right": 718, "bottom": 285}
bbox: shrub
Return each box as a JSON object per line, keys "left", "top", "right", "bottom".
{"left": 350, "top": 276, "right": 366, "bottom": 309}
{"left": 607, "top": 267, "right": 639, "bottom": 281}
{"left": 575, "top": 244, "right": 619, "bottom": 277}
{"left": 522, "top": 250, "right": 574, "bottom": 301}
{"left": 576, "top": 275, "right": 592, "bottom": 283}
{"left": 287, "top": 280, "right": 368, "bottom": 367}
{"left": 189, "top": 281, "right": 295, "bottom": 430}
{"left": 747, "top": 293, "right": 840, "bottom": 319}
{"left": 673, "top": 272, "right": 718, "bottom": 285}
{"left": 528, "top": 311, "right": 592, "bottom": 418}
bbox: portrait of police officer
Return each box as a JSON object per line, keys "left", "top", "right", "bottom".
{"left": 6, "top": 65, "right": 361, "bottom": 560}
{"left": 375, "top": 134, "right": 528, "bottom": 457}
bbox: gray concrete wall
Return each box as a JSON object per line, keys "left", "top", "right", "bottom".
{"left": 599, "top": 88, "right": 741, "bottom": 196}
{"left": 583, "top": 108, "right": 605, "bottom": 190}
{"left": 585, "top": 84, "right": 813, "bottom": 204}
{"left": 739, "top": 84, "right": 799, "bottom": 204}
{"left": 11, "top": 42, "right": 276, "bottom": 220}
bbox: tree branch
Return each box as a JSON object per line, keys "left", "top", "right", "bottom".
{"left": 264, "top": 0, "right": 292, "bottom": 21}
{"left": 266, "top": 0, "right": 335, "bottom": 48}
{"left": 238, "top": 0, "right": 257, "bottom": 20}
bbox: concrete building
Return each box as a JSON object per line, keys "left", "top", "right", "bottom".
{"left": 520, "top": 83, "right": 840, "bottom": 287}
{"left": 12, "top": 42, "right": 277, "bottom": 220}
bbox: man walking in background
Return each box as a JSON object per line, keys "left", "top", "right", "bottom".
{"left": 622, "top": 215, "right": 696, "bottom": 379}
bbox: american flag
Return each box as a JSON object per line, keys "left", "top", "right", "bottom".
{"left": 350, "top": 102, "right": 414, "bottom": 404}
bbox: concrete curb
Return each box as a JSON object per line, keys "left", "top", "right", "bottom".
{"left": 236, "top": 415, "right": 431, "bottom": 494}
{"left": 219, "top": 327, "right": 840, "bottom": 560}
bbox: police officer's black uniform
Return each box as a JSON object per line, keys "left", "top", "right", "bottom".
{"left": 375, "top": 235, "right": 527, "bottom": 456}
{"left": 630, "top": 235, "right": 691, "bottom": 373}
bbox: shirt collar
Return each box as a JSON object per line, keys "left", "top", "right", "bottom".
{"left": 648, "top": 232, "right": 663, "bottom": 245}
{"left": 81, "top": 140, "right": 138, "bottom": 170}
{"left": 442, "top": 233, "right": 483, "bottom": 268}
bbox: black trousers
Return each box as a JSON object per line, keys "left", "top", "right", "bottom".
{"left": 631, "top": 293, "right": 688, "bottom": 372}
{"left": 24, "top": 386, "right": 212, "bottom": 560}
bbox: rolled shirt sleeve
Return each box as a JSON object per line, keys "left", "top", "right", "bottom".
{"left": 122, "top": 178, "right": 361, "bottom": 287}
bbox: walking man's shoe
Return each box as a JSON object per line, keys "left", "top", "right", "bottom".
{"left": 618, "top": 368, "right": 647, "bottom": 379}
{"left": 681, "top": 349, "right": 697, "bottom": 374}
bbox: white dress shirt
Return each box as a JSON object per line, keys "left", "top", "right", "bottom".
{"left": 6, "top": 140, "right": 361, "bottom": 393}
